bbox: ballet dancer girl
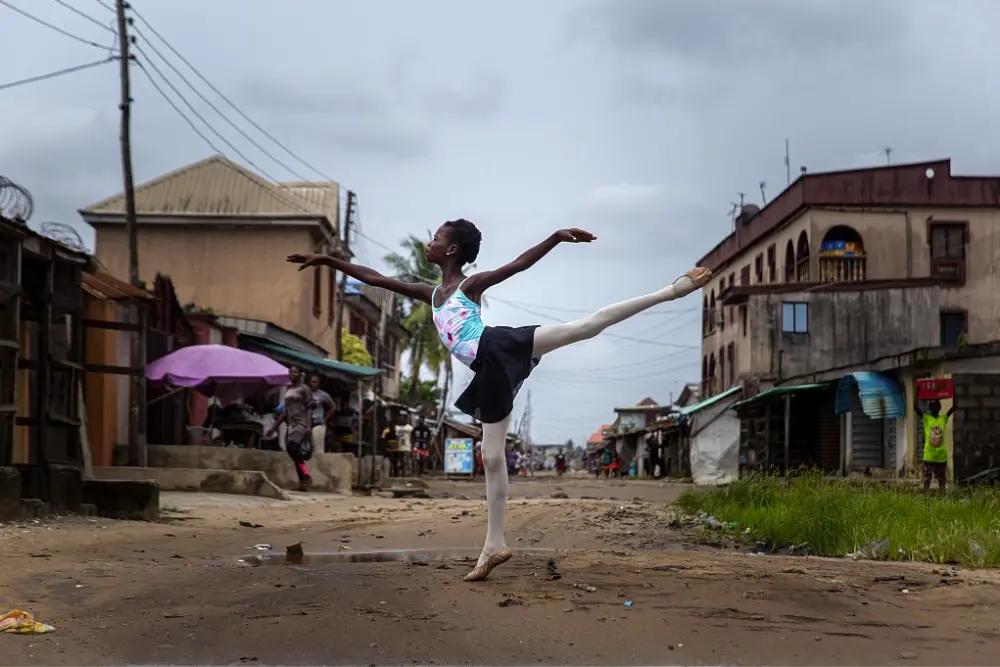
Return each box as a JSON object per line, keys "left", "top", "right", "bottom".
{"left": 288, "top": 220, "right": 710, "bottom": 581}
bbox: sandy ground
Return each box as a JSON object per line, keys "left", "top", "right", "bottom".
{"left": 2, "top": 474, "right": 999, "bottom": 666}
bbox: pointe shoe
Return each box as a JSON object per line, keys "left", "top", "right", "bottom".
{"left": 463, "top": 548, "right": 513, "bottom": 582}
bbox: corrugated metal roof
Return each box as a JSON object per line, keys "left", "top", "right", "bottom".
{"left": 251, "top": 339, "right": 384, "bottom": 379}
{"left": 835, "top": 372, "right": 905, "bottom": 419}
{"left": 80, "top": 156, "right": 330, "bottom": 219}
{"left": 678, "top": 385, "right": 743, "bottom": 415}
{"left": 730, "top": 383, "right": 828, "bottom": 410}
{"left": 346, "top": 278, "right": 395, "bottom": 314}
{"left": 280, "top": 181, "right": 340, "bottom": 230}
{"left": 82, "top": 271, "right": 154, "bottom": 301}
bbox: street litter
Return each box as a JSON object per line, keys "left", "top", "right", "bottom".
{"left": 624, "top": 601, "right": 633, "bottom": 608}
{"left": 0, "top": 610, "right": 55, "bottom": 634}
{"left": 239, "top": 521, "right": 264, "bottom": 529}
{"left": 286, "top": 542, "right": 304, "bottom": 565}
{"left": 253, "top": 544, "right": 272, "bottom": 551}
{"left": 573, "top": 584, "right": 597, "bottom": 592}
{"left": 546, "top": 558, "right": 562, "bottom": 580}
{"left": 497, "top": 598, "right": 523, "bottom": 607}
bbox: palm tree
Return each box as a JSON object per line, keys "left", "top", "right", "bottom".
{"left": 384, "top": 234, "right": 442, "bottom": 402}
{"left": 384, "top": 234, "right": 488, "bottom": 417}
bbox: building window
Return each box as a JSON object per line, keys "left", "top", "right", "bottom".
{"left": 740, "top": 265, "right": 750, "bottom": 285}
{"left": 766, "top": 244, "right": 776, "bottom": 282}
{"left": 754, "top": 254, "right": 763, "bottom": 283}
{"left": 784, "top": 240, "right": 795, "bottom": 282}
{"left": 940, "top": 311, "right": 966, "bottom": 346}
{"left": 795, "top": 231, "right": 810, "bottom": 282}
{"left": 929, "top": 222, "right": 967, "bottom": 284}
{"left": 719, "top": 347, "right": 725, "bottom": 389}
{"left": 327, "top": 267, "right": 337, "bottom": 325}
{"left": 740, "top": 304, "right": 747, "bottom": 336}
{"left": 313, "top": 266, "right": 322, "bottom": 318}
{"left": 709, "top": 291, "right": 717, "bottom": 333}
{"left": 727, "top": 343, "right": 735, "bottom": 385}
{"left": 781, "top": 302, "right": 808, "bottom": 334}
{"left": 702, "top": 296, "right": 709, "bottom": 336}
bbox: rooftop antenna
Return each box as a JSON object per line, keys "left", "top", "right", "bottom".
{"left": 737, "top": 192, "right": 746, "bottom": 208}
{"left": 728, "top": 202, "right": 739, "bottom": 230}
{"left": 884, "top": 147, "right": 893, "bottom": 165}
{"left": 758, "top": 181, "right": 767, "bottom": 205}
{"left": 784, "top": 138, "right": 791, "bottom": 185}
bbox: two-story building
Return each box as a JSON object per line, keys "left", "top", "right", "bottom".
{"left": 698, "top": 158, "right": 1000, "bottom": 398}
{"left": 79, "top": 156, "right": 407, "bottom": 390}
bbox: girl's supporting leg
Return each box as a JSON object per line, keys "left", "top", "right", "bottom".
{"left": 464, "top": 412, "right": 513, "bottom": 582}
{"left": 532, "top": 272, "right": 703, "bottom": 358}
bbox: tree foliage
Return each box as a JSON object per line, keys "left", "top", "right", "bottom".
{"left": 341, "top": 329, "right": 372, "bottom": 367}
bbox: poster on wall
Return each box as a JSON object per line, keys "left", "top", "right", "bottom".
{"left": 916, "top": 378, "right": 954, "bottom": 400}
{"left": 444, "top": 438, "right": 475, "bottom": 475}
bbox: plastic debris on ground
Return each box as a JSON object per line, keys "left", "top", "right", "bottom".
{"left": 0, "top": 610, "right": 55, "bottom": 634}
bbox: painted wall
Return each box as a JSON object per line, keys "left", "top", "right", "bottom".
{"left": 95, "top": 225, "right": 338, "bottom": 353}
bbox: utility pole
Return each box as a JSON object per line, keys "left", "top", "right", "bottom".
{"left": 117, "top": 0, "right": 144, "bottom": 466}
{"left": 333, "top": 190, "right": 355, "bottom": 361}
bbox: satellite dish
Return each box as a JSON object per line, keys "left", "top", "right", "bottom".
{"left": 0, "top": 176, "right": 33, "bottom": 222}
{"left": 39, "top": 222, "right": 87, "bottom": 251}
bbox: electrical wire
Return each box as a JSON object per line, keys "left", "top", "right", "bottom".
{"left": 132, "top": 27, "right": 313, "bottom": 183}
{"left": 132, "top": 46, "right": 295, "bottom": 190}
{"left": 133, "top": 60, "right": 224, "bottom": 156}
{"left": 0, "top": 56, "right": 114, "bottom": 92}
{"left": 0, "top": 0, "right": 115, "bottom": 51}
{"left": 129, "top": 5, "right": 338, "bottom": 184}
{"left": 50, "top": 0, "right": 115, "bottom": 33}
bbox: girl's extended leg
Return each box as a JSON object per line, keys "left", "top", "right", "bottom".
{"left": 464, "top": 413, "right": 513, "bottom": 582}
{"left": 532, "top": 271, "right": 705, "bottom": 358}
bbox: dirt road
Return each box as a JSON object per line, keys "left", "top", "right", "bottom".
{"left": 2, "top": 475, "right": 998, "bottom": 665}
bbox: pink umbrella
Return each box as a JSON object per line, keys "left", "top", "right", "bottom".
{"left": 145, "top": 344, "right": 290, "bottom": 397}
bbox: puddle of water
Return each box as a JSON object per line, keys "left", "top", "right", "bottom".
{"left": 241, "top": 547, "right": 556, "bottom": 566}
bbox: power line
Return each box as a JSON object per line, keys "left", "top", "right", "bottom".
{"left": 93, "top": 0, "right": 114, "bottom": 12}
{"left": 132, "top": 27, "right": 312, "bottom": 183}
{"left": 129, "top": 5, "right": 337, "bottom": 184}
{"left": 134, "top": 60, "right": 223, "bottom": 155}
{"left": 0, "top": 0, "right": 115, "bottom": 51}
{"left": 50, "top": 0, "right": 115, "bottom": 33}
{"left": 132, "top": 45, "right": 288, "bottom": 186}
{"left": 0, "top": 56, "right": 115, "bottom": 92}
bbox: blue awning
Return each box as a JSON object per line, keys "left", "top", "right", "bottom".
{"left": 245, "top": 339, "right": 384, "bottom": 381}
{"left": 835, "top": 372, "right": 905, "bottom": 419}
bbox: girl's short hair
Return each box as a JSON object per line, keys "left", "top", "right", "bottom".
{"left": 443, "top": 218, "right": 482, "bottom": 265}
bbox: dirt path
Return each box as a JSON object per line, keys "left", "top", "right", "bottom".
{"left": 2, "top": 478, "right": 998, "bottom": 665}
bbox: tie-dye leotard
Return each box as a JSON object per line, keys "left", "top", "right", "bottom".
{"left": 432, "top": 279, "right": 486, "bottom": 368}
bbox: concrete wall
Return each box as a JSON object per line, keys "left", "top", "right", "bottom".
{"left": 146, "top": 445, "right": 354, "bottom": 493}
{"left": 747, "top": 286, "right": 940, "bottom": 381}
{"left": 95, "top": 225, "right": 338, "bottom": 352}
{"left": 951, "top": 373, "right": 1000, "bottom": 481}
{"left": 700, "top": 205, "right": 1000, "bottom": 395}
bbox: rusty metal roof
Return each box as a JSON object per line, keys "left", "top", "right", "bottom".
{"left": 79, "top": 156, "right": 334, "bottom": 219}
{"left": 280, "top": 181, "right": 340, "bottom": 232}
{"left": 82, "top": 271, "right": 154, "bottom": 301}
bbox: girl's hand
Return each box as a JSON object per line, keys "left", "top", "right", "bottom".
{"left": 555, "top": 228, "right": 597, "bottom": 243}
{"left": 287, "top": 253, "right": 326, "bottom": 271}
{"left": 685, "top": 267, "right": 713, "bottom": 288}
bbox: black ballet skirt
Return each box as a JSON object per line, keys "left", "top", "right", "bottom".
{"left": 454, "top": 325, "right": 540, "bottom": 424}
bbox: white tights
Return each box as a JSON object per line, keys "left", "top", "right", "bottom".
{"left": 475, "top": 275, "right": 698, "bottom": 566}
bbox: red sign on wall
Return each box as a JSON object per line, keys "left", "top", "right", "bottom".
{"left": 916, "top": 378, "right": 954, "bottom": 400}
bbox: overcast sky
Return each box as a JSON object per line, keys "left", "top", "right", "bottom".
{"left": 3, "top": 0, "right": 998, "bottom": 446}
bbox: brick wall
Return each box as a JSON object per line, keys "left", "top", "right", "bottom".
{"left": 952, "top": 373, "right": 1000, "bottom": 480}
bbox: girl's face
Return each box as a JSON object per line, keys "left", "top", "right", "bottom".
{"left": 425, "top": 225, "right": 455, "bottom": 265}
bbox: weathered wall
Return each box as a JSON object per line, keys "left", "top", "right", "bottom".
{"left": 95, "top": 226, "right": 338, "bottom": 352}
{"left": 747, "top": 286, "right": 940, "bottom": 381}
{"left": 951, "top": 373, "right": 1000, "bottom": 481}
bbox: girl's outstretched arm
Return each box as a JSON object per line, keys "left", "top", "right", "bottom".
{"left": 287, "top": 253, "right": 434, "bottom": 304}
{"left": 464, "top": 228, "right": 595, "bottom": 297}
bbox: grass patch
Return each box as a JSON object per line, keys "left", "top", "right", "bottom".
{"left": 675, "top": 471, "right": 1000, "bottom": 567}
